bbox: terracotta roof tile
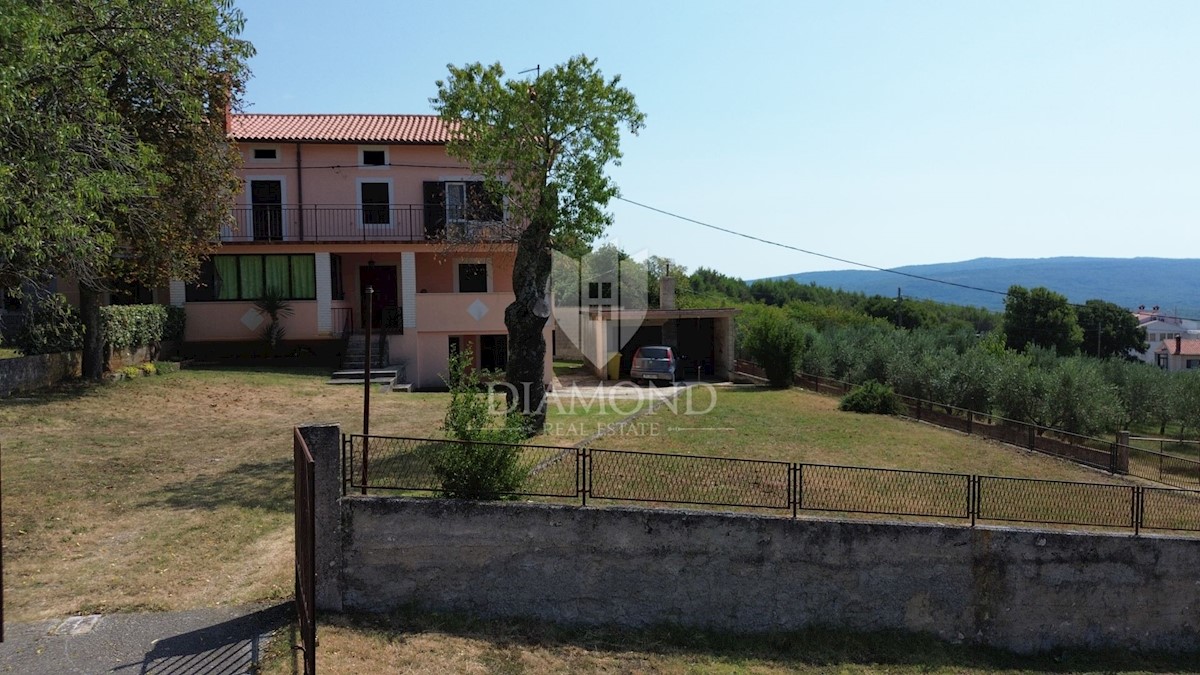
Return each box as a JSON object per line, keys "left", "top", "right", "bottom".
{"left": 1155, "top": 339, "right": 1200, "bottom": 355}
{"left": 229, "top": 113, "right": 452, "bottom": 144}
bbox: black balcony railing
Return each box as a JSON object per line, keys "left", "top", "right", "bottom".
{"left": 223, "top": 204, "right": 511, "bottom": 243}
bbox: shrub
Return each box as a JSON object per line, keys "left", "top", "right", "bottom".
{"left": 120, "top": 365, "right": 143, "bottom": 380}
{"left": 153, "top": 361, "right": 181, "bottom": 375}
{"left": 12, "top": 293, "right": 83, "bottom": 355}
{"left": 839, "top": 380, "right": 901, "bottom": 415}
{"left": 99, "top": 304, "right": 174, "bottom": 351}
{"left": 436, "top": 346, "right": 528, "bottom": 499}
{"left": 163, "top": 305, "right": 186, "bottom": 342}
{"left": 741, "top": 306, "right": 805, "bottom": 388}
{"left": 140, "top": 362, "right": 157, "bottom": 376}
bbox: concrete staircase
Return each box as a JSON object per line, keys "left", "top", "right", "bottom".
{"left": 327, "top": 334, "right": 411, "bottom": 391}
{"left": 340, "top": 334, "right": 389, "bottom": 369}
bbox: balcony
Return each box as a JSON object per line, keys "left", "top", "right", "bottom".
{"left": 222, "top": 205, "right": 511, "bottom": 244}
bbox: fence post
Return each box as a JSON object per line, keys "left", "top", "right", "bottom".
{"left": 1114, "top": 430, "right": 1130, "bottom": 475}
{"left": 578, "top": 448, "right": 588, "bottom": 507}
{"left": 796, "top": 464, "right": 804, "bottom": 513}
{"left": 297, "top": 423, "right": 344, "bottom": 612}
{"left": 969, "top": 475, "right": 978, "bottom": 527}
{"left": 966, "top": 411, "right": 973, "bottom": 436}
{"left": 1133, "top": 486, "right": 1143, "bottom": 535}
{"left": 1027, "top": 424, "right": 1036, "bottom": 451}
{"left": 789, "top": 463, "right": 798, "bottom": 518}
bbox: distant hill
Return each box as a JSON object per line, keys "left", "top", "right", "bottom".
{"left": 774, "top": 257, "right": 1200, "bottom": 315}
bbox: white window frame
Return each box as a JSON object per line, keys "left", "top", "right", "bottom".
{"left": 439, "top": 175, "right": 505, "bottom": 227}
{"left": 359, "top": 145, "right": 389, "bottom": 168}
{"left": 248, "top": 145, "right": 281, "bottom": 163}
{"left": 453, "top": 257, "right": 493, "bottom": 293}
{"left": 445, "top": 181, "right": 468, "bottom": 223}
{"left": 356, "top": 177, "right": 393, "bottom": 228}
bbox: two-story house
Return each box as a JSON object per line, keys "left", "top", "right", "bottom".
{"left": 169, "top": 113, "right": 551, "bottom": 390}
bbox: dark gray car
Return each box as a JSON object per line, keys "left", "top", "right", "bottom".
{"left": 631, "top": 345, "right": 677, "bottom": 385}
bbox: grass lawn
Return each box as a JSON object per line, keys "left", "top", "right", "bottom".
{"left": 261, "top": 610, "right": 1200, "bottom": 675}
{"left": 601, "top": 385, "right": 1127, "bottom": 484}
{"left": 0, "top": 366, "right": 609, "bottom": 622}
{"left": 1, "top": 371, "right": 1189, "bottom": 626}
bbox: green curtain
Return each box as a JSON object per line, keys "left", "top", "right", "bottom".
{"left": 240, "top": 256, "right": 264, "bottom": 299}
{"left": 290, "top": 255, "right": 316, "bottom": 299}
{"left": 265, "top": 256, "right": 290, "bottom": 296}
{"left": 214, "top": 257, "right": 239, "bottom": 300}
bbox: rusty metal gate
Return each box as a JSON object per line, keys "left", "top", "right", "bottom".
{"left": 293, "top": 428, "right": 316, "bottom": 674}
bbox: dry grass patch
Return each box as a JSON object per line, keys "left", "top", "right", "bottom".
{"left": 0, "top": 368, "right": 500, "bottom": 621}
{"left": 259, "top": 611, "right": 1200, "bottom": 675}
{"left": 0, "top": 366, "right": 636, "bottom": 622}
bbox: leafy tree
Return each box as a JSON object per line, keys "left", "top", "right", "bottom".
{"left": 1002, "top": 285, "right": 1083, "bottom": 356}
{"left": 433, "top": 56, "right": 644, "bottom": 434}
{"left": 1076, "top": 299, "right": 1147, "bottom": 359}
{"left": 740, "top": 306, "right": 806, "bottom": 388}
{"left": 1, "top": 0, "right": 253, "bottom": 378}
{"left": 1102, "top": 359, "right": 1167, "bottom": 430}
{"left": 931, "top": 345, "right": 996, "bottom": 413}
{"left": 1043, "top": 358, "right": 1124, "bottom": 436}
{"left": 1169, "top": 372, "right": 1200, "bottom": 440}
{"left": 990, "top": 350, "right": 1052, "bottom": 425}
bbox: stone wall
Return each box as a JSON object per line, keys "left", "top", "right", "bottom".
{"left": 0, "top": 351, "right": 81, "bottom": 396}
{"left": 297, "top": 424, "right": 1200, "bottom": 655}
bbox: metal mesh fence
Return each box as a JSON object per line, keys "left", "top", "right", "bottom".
{"left": 343, "top": 434, "right": 1200, "bottom": 535}
{"left": 1127, "top": 446, "right": 1200, "bottom": 490}
{"left": 798, "top": 464, "right": 970, "bottom": 518}
{"left": 1142, "top": 487, "right": 1200, "bottom": 532}
{"left": 346, "top": 434, "right": 578, "bottom": 498}
{"left": 977, "top": 476, "right": 1135, "bottom": 529}
{"left": 589, "top": 449, "right": 790, "bottom": 510}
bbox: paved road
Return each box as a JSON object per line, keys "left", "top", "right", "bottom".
{"left": 0, "top": 603, "right": 290, "bottom": 674}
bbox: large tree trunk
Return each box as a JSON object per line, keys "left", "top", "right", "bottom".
{"left": 504, "top": 204, "right": 554, "bottom": 436}
{"left": 79, "top": 283, "right": 105, "bottom": 380}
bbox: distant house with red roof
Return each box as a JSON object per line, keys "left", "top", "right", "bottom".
{"left": 165, "top": 112, "right": 549, "bottom": 389}
{"left": 1153, "top": 336, "right": 1200, "bottom": 371}
{"left": 1133, "top": 305, "right": 1200, "bottom": 366}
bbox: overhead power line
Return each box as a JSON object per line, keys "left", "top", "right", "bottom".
{"left": 616, "top": 195, "right": 1200, "bottom": 325}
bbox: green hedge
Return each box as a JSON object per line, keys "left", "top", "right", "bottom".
{"left": 100, "top": 304, "right": 186, "bottom": 351}
{"left": 11, "top": 293, "right": 84, "bottom": 355}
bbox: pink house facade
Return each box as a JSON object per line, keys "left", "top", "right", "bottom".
{"left": 170, "top": 113, "right": 551, "bottom": 390}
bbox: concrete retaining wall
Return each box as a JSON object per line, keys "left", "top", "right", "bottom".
{"left": 0, "top": 351, "right": 81, "bottom": 396}
{"left": 297, "top": 424, "right": 1200, "bottom": 655}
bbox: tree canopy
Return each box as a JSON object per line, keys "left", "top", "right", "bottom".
{"left": 1076, "top": 298, "right": 1148, "bottom": 359}
{"left": 1002, "top": 285, "right": 1083, "bottom": 356}
{"left": 433, "top": 56, "right": 644, "bottom": 432}
{"left": 1, "top": 0, "right": 253, "bottom": 375}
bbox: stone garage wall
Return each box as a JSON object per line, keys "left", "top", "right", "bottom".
{"left": 297, "top": 425, "right": 1200, "bottom": 655}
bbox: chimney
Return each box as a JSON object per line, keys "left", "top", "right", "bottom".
{"left": 660, "top": 275, "right": 676, "bottom": 310}
{"left": 1176, "top": 335, "right": 1182, "bottom": 355}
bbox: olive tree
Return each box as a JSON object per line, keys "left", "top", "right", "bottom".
{"left": 433, "top": 56, "right": 644, "bottom": 433}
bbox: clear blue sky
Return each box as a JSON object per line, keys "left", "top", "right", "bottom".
{"left": 235, "top": 0, "right": 1199, "bottom": 281}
